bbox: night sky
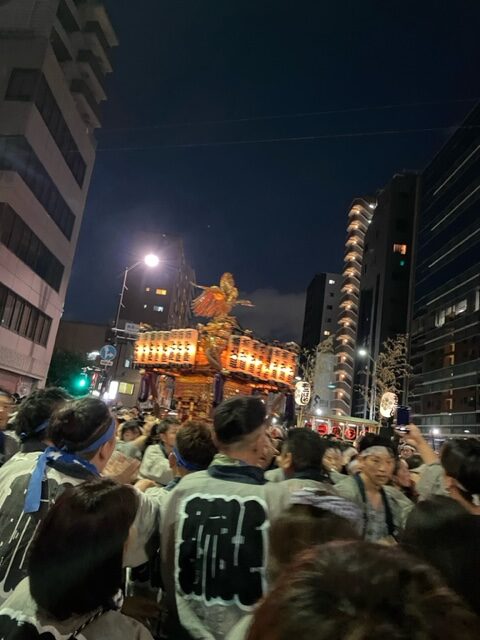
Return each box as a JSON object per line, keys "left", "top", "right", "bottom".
{"left": 65, "top": 0, "right": 480, "bottom": 342}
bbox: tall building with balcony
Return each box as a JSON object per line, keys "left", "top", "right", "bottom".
{"left": 351, "top": 173, "right": 418, "bottom": 418}
{"left": 332, "top": 198, "right": 376, "bottom": 416}
{"left": 409, "top": 104, "right": 480, "bottom": 436}
{"left": 0, "top": 0, "right": 117, "bottom": 394}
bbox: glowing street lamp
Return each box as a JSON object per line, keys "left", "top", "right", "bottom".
{"left": 114, "top": 254, "right": 160, "bottom": 332}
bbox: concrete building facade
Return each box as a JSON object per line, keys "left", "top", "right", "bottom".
{"left": 351, "top": 173, "right": 418, "bottom": 418}
{"left": 301, "top": 272, "right": 341, "bottom": 351}
{"left": 332, "top": 198, "right": 376, "bottom": 416}
{"left": 0, "top": 0, "right": 117, "bottom": 394}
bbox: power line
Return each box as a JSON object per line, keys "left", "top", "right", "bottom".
{"left": 97, "top": 123, "right": 477, "bottom": 153}
{"left": 101, "top": 97, "right": 479, "bottom": 134}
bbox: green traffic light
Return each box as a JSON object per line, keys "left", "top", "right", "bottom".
{"left": 78, "top": 378, "right": 87, "bottom": 388}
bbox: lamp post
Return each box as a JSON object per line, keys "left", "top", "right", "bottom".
{"left": 357, "top": 348, "right": 377, "bottom": 421}
{"left": 114, "top": 253, "right": 160, "bottom": 334}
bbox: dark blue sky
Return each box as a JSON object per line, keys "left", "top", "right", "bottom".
{"left": 65, "top": 0, "right": 480, "bottom": 341}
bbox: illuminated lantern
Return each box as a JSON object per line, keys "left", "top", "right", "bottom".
{"left": 295, "top": 381, "right": 311, "bottom": 406}
{"left": 345, "top": 427, "right": 356, "bottom": 441}
{"left": 380, "top": 392, "right": 398, "bottom": 418}
{"left": 316, "top": 423, "right": 328, "bottom": 435}
{"left": 332, "top": 426, "right": 341, "bottom": 437}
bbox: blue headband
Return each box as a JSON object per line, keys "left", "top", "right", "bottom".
{"left": 20, "top": 419, "right": 49, "bottom": 442}
{"left": 24, "top": 418, "right": 116, "bottom": 514}
{"left": 173, "top": 446, "right": 204, "bottom": 472}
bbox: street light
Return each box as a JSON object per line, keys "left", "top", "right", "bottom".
{"left": 114, "top": 254, "right": 160, "bottom": 333}
{"left": 357, "top": 348, "right": 377, "bottom": 421}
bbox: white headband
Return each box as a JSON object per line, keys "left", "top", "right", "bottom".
{"left": 359, "top": 446, "right": 393, "bottom": 458}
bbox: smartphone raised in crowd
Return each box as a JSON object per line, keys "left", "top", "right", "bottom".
{"left": 396, "top": 406, "right": 410, "bottom": 431}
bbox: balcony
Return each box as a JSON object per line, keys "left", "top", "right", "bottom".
{"left": 70, "top": 78, "right": 101, "bottom": 127}
{"left": 84, "top": 21, "right": 112, "bottom": 69}
{"left": 77, "top": 49, "right": 106, "bottom": 95}
{"left": 57, "top": 0, "right": 81, "bottom": 33}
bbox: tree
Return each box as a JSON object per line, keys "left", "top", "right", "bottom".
{"left": 355, "top": 334, "right": 412, "bottom": 420}
{"left": 47, "top": 349, "right": 90, "bottom": 395}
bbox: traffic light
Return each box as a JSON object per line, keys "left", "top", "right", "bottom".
{"left": 72, "top": 372, "right": 90, "bottom": 394}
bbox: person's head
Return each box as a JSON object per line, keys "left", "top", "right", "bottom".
{"left": 402, "top": 496, "right": 480, "bottom": 615}
{"left": 29, "top": 479, "right": 138, "bottom": 620}
{"left": 169, "top": 420, "right": 217, "bottom": 477}
{"left": 400, "top": 444, "right": 416, "bottom": 459}
{"left": 213, "top": 396, "right": 267, "bottom": 465}
{"left": 146, "top": 418, "right": 179, "bottom": 452}
{"left": 268, "top": 493, "right": 361, "bottom": 582}
{"left": 358, "top": 434, "right": 396, "bottom": 489}
{"left": 322, "top": 440, "right": 343, "bottom": 473}
{"left": 393, "top": 457, "right": 412, "bottom": 489}
{"left": 407, "top": 453, "right": 424, "bottom": 471}
{"left": 277, "top": 428, "right": 328, "bottom": 479}
{"left": 13, "top": 387, "right": 71, "bottom": 442}
{"left": 440, "top": 439, "right": 480, "bottom": 512}
{"left": 247, "top": 542, "right": 479, "bottom": 640}
{"left": 120, "top": 419, "right": 142, "bottom": 442}
{"left": 48, "top": 397, "right": 116, "bottom": 472}
{"left": 0, "top": 388, "right": 15, "bottom": 429}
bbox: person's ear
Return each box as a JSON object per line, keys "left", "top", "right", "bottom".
{"left": 279, "top": 451, "right": 293, "bottom": 471}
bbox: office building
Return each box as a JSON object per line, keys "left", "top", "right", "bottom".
{"left": 118, "top": 233, "right": 195, "bottom": 332}
{"left": 0, "top": 0, "right": 117, "bottom": 394}
{"left": 332, "top": 198, "right": 376, "bottom": 416}
{"left": 351, "top": 172, "right": 418, "bottom": 418}
{"left": 409, "top": 104, "right": 480, "bottom": 436}
{"left": 301, "top": 272, "right": 341, "bottom": 350}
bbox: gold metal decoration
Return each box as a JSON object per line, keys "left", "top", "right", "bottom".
{"left": 192, "top": 273, "right": 253, "bottom": 370}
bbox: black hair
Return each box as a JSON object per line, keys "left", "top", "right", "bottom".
{"left": 282, "top": 429, "right": 328, "bottom": 474}
{"left": 29, "top": 479, "right": 137, "bottom": 620}
{"left": 176, "top": 421, "right": 217, "bottom": 469}
{"left": 120, "top": 419, "right": 142, "bottom": 438}
{"left": 47, "top": 397, "right": 112, "bottom": 456}
{"left": 402, "top": 496, "right": 480, "bottom": 615}
{"left": 248, "top": 541, "right": 479, "bottom": 640}
{"left": 441, "top": 438, "right": 480, "bottom": 502}
{"left": 214, "top": 396, "right": 266, "bottom": 446}
{"left": 407, "top": 454, "right": 424, "bottom": 471}
{"left": 13, "top": 387, "right": 71, "bottom": 441}
{"left": 145, "top": 417, "right": 179, "bottom": 447}
{"left": 358, "top": 433, "right": 396, "bottom": 456}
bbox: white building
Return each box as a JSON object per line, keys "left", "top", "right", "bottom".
{"left": 0, "top": 0, "right": 117, "bottom": 394}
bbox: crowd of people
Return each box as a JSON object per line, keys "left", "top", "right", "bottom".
{"left": 0, "top": 386, "right": 479, "bottom": 639}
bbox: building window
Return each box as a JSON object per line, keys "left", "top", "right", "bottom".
{"left": 153, "top": 305, "right": 164, "bottom": 312}
{"left": 124, "top": 359, "right": 131, "bottom": 368}
{"left": 0, "top": 282, "right": 52, "bottom": 346}
{"left": 0, "top": 136, "right": 75, "bottom": 239}
{"left": 327, "top": 305, "right": 333, "bottom": 310}
{"left": 156, "top": 288, "right": 167, "bottom": 295}
{"left": 145, "top": 287, "right": 150, "bottom": 292}
{"left": 6, "top": 70, "right": 86, "bottom": 186}
{"left": 330, "top": 292, "right": 334, "bottom": 297}
{"left": 118, "top": 382, "right": 134, "bottom": 395}
{"left": 143, "top": 304, "right": 147, "bottom": 309}
{"left": 0, "top": 203, "right": 64, "bottom": 291}
{"left": 393, "top": 243, "right": 407, "bottom": 255}
{"left": 455, "top": 299, "right": 467, "bottom": 315}
{"left": 323, "top": 330, "right": 331, "bottom": 336}
{"left": 328, "top": 279, "right": 335, "bottom": 285}
{"left": 326, "top": 318, "right": 331, "bottom": 323}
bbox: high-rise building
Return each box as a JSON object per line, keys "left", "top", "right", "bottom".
{"left": 351, "top": 173, "right": 418, "bottom": 418}
{"left": 333, "top": 198, "right": 376, "bottom": 416}
{"left": 0, "top": 0, "right": 117, "bottom": 394}
{"left": 301, "top": 273, "right": 341, "bottom": 351}
{"left": 409, "top": 104, "right": 480, "bottom": 436}
{"left": 118, "top": 233, "right": 195, "bottom": 331}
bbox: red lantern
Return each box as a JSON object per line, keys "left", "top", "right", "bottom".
{"left": 345, "top": 427, "right": 356, "bottom": 441}
{"left": 332, "top": 426, "right": 341, "bottom": 437}
{"left": 316, "top": 423, "right": 328, "bottom": 435}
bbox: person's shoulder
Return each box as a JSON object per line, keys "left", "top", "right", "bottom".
{"left": 333, "top": 475, "right": 358, "bottom": 498}
{"left": 87, "top": 610, "right": 154, "bottom": 640}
